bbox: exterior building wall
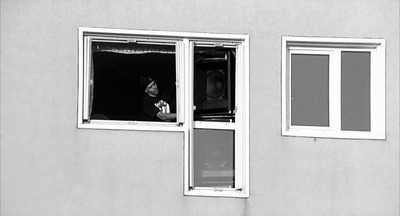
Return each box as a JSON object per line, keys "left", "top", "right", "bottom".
{"left": 1, "top": 0, "right": 398, "bottom": 215}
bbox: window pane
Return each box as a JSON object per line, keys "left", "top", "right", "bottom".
{"left": 291, "top": 54, "right": 330, "bottom": 127}
{"left": 341, "top": 51, "right": 371, "bottom": 131}
{"left": 193, "top": 129, "right": 235, "bottom": 188}
{"left": 91, "top": 42, "right": 176, "bottom": 121}
{"left": 193, "top": 47, "right": 236, "bottom": 122}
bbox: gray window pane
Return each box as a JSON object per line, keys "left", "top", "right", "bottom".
{"left": 193, "top": 129, "right": 234, "bottom": 188}
{"left": 291, "top": 54, "right": 330, "bottom": 127}
{"left": 341, "top": 51, "right": 371, "bottom": 131}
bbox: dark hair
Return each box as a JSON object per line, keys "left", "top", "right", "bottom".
{"left": 139, "top": 76, "right": 154, "bottom": 90}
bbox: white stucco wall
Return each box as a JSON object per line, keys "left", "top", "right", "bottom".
{"left": 1, "top": 0, "right": 398, "bottom": 216}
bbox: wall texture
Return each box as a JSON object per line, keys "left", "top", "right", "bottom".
{"left": 1, "top": 0, "right": 399, "bottom": 216}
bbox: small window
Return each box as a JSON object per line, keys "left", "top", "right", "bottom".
{"left": 282, "top": 36, "right": 385, "bottom": 139}
{"left": 185, "top": 39, "right": 249, "bottom": 198}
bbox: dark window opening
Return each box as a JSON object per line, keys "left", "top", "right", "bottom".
{"left": 194, "top": 47, "right": 236, "bottom": 122}
{"left": 90, "top": 42, "right": 176, "bottom": 121}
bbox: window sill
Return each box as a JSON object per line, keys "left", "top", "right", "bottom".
{"left": 77, "top": 120, "right": 185, "bottom": 132}
{"left": 184, "top": 188, "right": 249, "bottom": 198}
{"left": 282, "top": 129, "right": 386, "bottom": 140}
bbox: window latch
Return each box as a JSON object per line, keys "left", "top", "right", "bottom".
{"left": 214, "top": 42, "right": 224, "bottom": 47}
{"left": 214, "top": 188, "right": 224, "bottom": 192}
{"left": 127, "top": 38, "right": 137, "bottom": 43}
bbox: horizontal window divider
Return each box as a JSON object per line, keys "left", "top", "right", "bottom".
{"left": 193, "top": 121, "right": 236, "bottom": 130}
{"left": 286, "top": 42, "right": 380, "bottom": 49}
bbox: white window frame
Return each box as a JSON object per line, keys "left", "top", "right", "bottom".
{"left": 282, "top": 36, "right": 386, "bottom": 139}
{"left": 78, "top": 28, "right": 185, "bottom": 131}
{"left": 78, "top": 27, "right": 249, "bottom": 197}
{"left": 183, "top": 38, "right": 249, "bottom": 198}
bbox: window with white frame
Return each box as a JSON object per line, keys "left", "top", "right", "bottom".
{"left": 282, "top": 36, "right": 385, "bottom": 139}
{"left": 78, "top": 27, "right": 249, "bottom": 197}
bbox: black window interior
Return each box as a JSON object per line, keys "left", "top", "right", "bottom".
{"left": 194, "top": 47, "right": 236, "bottom": 122}
{"left": 90, "top": 42, "right": 176, "bottom": 121}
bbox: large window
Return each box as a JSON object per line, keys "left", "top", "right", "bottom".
{"left": 282, "top": 36, "right": 385, "bottom": 139}
{"left": 78, "top": 27, "right": 249, "bottom": 197}
{"left": 78, "top": 31, "right": 183, "bottom": 130}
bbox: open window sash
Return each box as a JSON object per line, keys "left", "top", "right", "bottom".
{"left": 81, "top": 34, "right": 184, "bottom": 127}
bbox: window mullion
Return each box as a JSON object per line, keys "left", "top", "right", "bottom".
{"left": 176, "top": 40, "right": 185, "bottom": 125}
{"left": 186, "top": 39, "right": 195, "bottom": 189}
{"left": 330, "top": 50, "right": 341, "bottom": 131}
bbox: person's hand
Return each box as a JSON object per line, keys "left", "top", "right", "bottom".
{"left": 155, "top": 100, "right": 170, "bottom": 113}
{"left": 164, "top": 102, "right": 170, "bottom": 113}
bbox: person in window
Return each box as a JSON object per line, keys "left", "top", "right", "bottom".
{"left": 140, "top": 76, "right": 177, "bottom": 121}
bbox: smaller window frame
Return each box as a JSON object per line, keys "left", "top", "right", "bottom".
{"left": 183, "top": 37, "right": 250, "bottom": 198}
{"left": 282, "top": 36, "right": 386, "bottom": 140}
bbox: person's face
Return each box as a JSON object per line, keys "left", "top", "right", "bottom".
{"left": 145, "top": 81, "right": 159, "bottom": 96}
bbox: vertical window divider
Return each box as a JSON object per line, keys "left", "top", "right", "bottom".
{"left": 186, "top": 39, "right": 195, "bottom": 189}
{"left": 176, "top": 40, "right": 185, "bottom": 125}
{"left": 330, "top": 49, "right": 341, "bottom": 131}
